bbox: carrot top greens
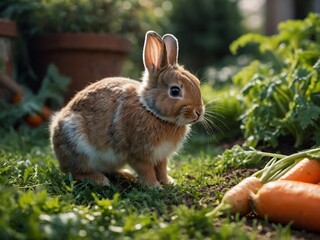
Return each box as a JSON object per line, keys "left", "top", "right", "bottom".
{"left": 252, "top": 147, "right": 320, "bottom": 183}
{"left": 213, "top": 144, "right": 320, "bottom": 183}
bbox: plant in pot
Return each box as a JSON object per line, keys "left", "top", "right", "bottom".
{"left": 1, "top": 0, "right": 138, "bottom": 101}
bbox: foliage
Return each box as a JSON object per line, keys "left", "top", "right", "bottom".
{"left": 168, "top": 0, "right": 243, "bottom": 72}
{"left": 213, "top": 145, "right": 264, "bottom": 173}
{"left": 231, "top": 13, "right": 320, "bottom": 149}
{"left": 37, "top": 64, "right": 70, "bottom": 108}
{"left": 0, "top": 64, "right": 70, "bottom": 129}
{"left": 0, "top": 0, "right": 165, "bottom": 35}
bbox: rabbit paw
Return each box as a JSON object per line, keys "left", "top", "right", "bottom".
{"left": 161, "top": 175, "right": 177, "bottom": 185}
{"left": 149, "top": 181, "right": 162, "bottom": 188}
{"left": 101, "top": 177, "right": 111, "bottom": 186}
{"left": 116, "top": 169, "right": 137, "bottom": 182}
{"left": 73, "top": 171, "right": 111, "bottom": 187}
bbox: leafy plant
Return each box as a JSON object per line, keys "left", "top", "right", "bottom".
{"left": 0, "top": 64, "right": 70, "bottom": 129}
{"left": 213, "top": 145, "right": 265, "bottom": 173}
{"left": 231, "top": 13, "right": 320, "bottom": 148}
{"left": 0, "top": 0, "right": 150, "bottom": 35}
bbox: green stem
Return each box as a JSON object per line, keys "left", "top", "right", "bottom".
{"left": 273, "top": 93, "right": 287, "bottom": 117}
{"left": 253, "top": 147, "right": 320, "bottom": 183}
{"left": 243, "top": 150, "right": 286, "bottom": 159}
{"left": 293, "top": 131, "right": 304, "bottom": 149}
{"left": 286, "top": 41, "right": 299, "bottom": 84}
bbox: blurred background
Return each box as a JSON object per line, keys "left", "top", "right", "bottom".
{"left": 0, "top": 0, "right": 319, "bottom": 148}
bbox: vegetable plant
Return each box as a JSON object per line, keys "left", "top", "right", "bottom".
{"left": 0, "top": 64, "right": 70, "bottom": 129}
{"left": 231, "top": 13, "right": 320, "bottom": 148}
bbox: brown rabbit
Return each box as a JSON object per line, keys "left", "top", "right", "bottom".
{"left": 50, "top": 31, "right": 205, "bottom": 187}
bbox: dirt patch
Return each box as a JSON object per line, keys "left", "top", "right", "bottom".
{"left": 197, "top": 168, "right": 257, "bottom": 206}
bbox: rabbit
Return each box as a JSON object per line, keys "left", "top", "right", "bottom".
{"left": 49, "top": 31, "right": 205, "bottom": 187}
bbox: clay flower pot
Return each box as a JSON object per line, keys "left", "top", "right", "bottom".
{"left": 30, "top": 33, "right": 131, "bottom": 101}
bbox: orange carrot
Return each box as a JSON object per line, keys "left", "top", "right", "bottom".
{"left": 24, "top": 113, "right": 44, "bottom": 127}
{"left": 40, "top": 106, "right": 52, "bottom": 120}
{"left": 253, "top": 180, "right": 320, "bottom": 232}
{"left": 206, "top": 176, "right": 262, "bottom": 217}
{"left": 206, "top": 148, "right": 320, "bottom": 218}
{"left": 11, "top": 92, "right": 24, "bottom": 104}
{"left": 279, "top": 158, "right": 320, "bottom": 183}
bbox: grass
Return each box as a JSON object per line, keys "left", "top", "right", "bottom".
{"left": 1, "top": 125, "right": 313, "bottom": 240}
{"left": 0, "top": 83, "right": 318, "bottom": 239}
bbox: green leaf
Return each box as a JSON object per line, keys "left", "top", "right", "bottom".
{"left": 313, "top": 58, "right": 320, "bottom": 74}
{"left": 290, "top": 68, "right": 313, "bottom": 95}
{"left": 294, "top": 96, "right": 320, "bottom": 129}
{"left": 230, "top": 33, "right": 267, "bottom": 54}
{"left": 37, "top": 64, "right": 70, "bottom": 108}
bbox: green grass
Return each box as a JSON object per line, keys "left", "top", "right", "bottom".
{"left": 0, "top": 125, "right": 306, "bottom": 240}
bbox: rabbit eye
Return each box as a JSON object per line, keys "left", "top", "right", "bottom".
{"left": 169, "top": 86, "right": 182, "bottom": 98}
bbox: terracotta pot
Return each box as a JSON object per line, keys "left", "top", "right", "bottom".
{"left": 30, "top": 33, "right": 131, "bottom": 101}
{"left": 0, "top": 19, "right": 17, "bottom": 78}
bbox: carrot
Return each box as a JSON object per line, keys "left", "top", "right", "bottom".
{"left": 40, "top": 106, "right": 52, "bottom": 120}
{"left": 253, "top": 148, "right": 320, "bottom": 182}
{"left": 253, "top": 180, "right": 320, "bottom": 232}
{"left": 206, "top": 147, "right": 320, "bottom": 218}
{"left": 24, "top": 113, "right": 44, "bottom": 127}
{"left": 279, "top": 158, "right": 320, "bottom": 183}
{"left": 206, "top": 176, "right": 262, "bottom": 217}
{"left": 11, "top": 92, "right": 24, "bottom": 104}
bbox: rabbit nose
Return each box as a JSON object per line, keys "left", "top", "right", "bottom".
{"left": 194, "top": 109, "right": 203, "bottom": 121}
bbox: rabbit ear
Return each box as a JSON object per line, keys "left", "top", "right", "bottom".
{"left": 143, "top": 31, "right": 168, "bottom": 75}
{"left": 162, "top": 34, "right": 179, "bottom": 65}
